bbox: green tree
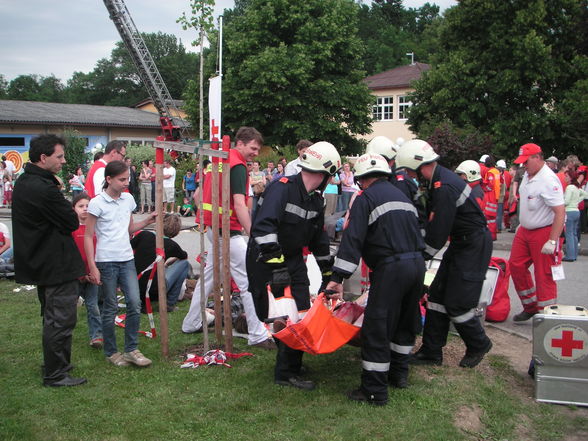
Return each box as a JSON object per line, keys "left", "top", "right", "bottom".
{"left": 61, "top": 128, "right": 90, "bottom": 189}
{"left": 6, "top": 74, "right": 65, "bottom": 102}
{"left": 66, "top": 33, "right": 198, "bottom": 107}
{"left": 408, "top": 0, "right": 588, "bottom": 160}
{"left": 220, "top": 0, "right": 373, "bottom": 153}
{"left": 0, "top": 75, "right": 7, "bottom": 99}
{"left": 178, "top": 0, "right": 216, "bottom": 139}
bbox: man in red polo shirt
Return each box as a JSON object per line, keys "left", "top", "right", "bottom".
{"left": 509, "top": 143, "right": 565, "bottom": 322}
{"left": 85, "top": 141, "right": 126, "bottom": 198}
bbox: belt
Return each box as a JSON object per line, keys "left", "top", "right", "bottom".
{"left": 380, "top": 251, "right": 423, "bottom": 265}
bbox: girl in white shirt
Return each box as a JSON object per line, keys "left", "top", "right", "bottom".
{"left": 85, "top": 160, "right": 156, "bottom": 367}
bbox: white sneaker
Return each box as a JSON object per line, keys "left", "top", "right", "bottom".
{"left": 123, "top": 350, "right": 152, "bottom": 367}
{"left": 107, "top": 352, "right": 130, "bottom": 367}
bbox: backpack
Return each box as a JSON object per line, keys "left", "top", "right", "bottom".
{"left": 485, "top": 257, "right": 511, "bottom": 322}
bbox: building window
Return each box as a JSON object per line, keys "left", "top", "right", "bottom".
{"left": 398, "top": 95, "right": 412, "bottom": 120}
{"left": 0, "top": 137, "right": 25, "bottom": 147}
{"left": 372, "top": 96, "right": 393, "bottom": 121}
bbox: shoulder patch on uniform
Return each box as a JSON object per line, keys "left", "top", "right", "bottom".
{"left": 396, "top": 174, "right": 404, "bottom": 181}
{"left": 434, "top": 181, "right": 442, "bottom": 188}
{"left": 279, "top": 177, "right": 289, "bottom": 183}
{"left": 357, "top": 190, "right": 363, "bottom": 196}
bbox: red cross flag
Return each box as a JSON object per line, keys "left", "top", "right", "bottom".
{"left": 543, "top": 324, "right": 588, "bottom": 363}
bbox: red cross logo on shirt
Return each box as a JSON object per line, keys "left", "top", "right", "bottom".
{"left": 552, "top": 330, "right": 584, "bottom": 357}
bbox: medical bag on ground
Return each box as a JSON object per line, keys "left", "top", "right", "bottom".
{"left": 273, "top": 293, "right": 362, "bottom": 355}
{"left": 532, "top": 304, "right": 588, "bottom": 407}
{"left": 485, "top": 257, "right": 511, "bottom": 322}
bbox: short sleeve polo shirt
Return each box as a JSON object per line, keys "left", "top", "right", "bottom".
{"left": 519, "top": 163, "right": 564, "bottom": 229}
{"left": 88, "top": 192, "right": 137, "bottom": 262}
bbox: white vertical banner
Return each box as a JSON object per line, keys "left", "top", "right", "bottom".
{"left": 208, "top": 75, "right": 222, "bottom": 141}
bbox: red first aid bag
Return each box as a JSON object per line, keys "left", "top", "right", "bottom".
{"left": 273, "top": 294, "right": 361, "bottom": 355}
{"left": 485, "top": 257, "right": 511, "bottom": 322}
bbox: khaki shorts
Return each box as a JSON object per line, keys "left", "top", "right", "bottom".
{"left": 163, "top": 187, "right": 175, "bottom": 202}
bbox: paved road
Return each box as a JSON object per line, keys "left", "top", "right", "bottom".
{"left": 3, "top": 210, "right": 586, "bottom": 341}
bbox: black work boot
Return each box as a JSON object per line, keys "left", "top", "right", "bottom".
{"left": 459, "top": 340, "right": 492, "bottom": 368}
{"left": 347, "top": 388, "right": 388, "bottom": 406}
{"left": 409, "top": 347, "right": 443, "bottom": 366}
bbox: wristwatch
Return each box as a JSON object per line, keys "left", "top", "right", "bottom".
{"left": 549, "top": 240, "right": 556, "bottom": 245}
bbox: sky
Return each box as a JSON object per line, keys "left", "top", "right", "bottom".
{"left": 0, "top": 0, "right": 457, "bottom": 83}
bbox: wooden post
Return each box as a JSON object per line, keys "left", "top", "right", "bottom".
{"left": 152, "top": 140, "right": 229, "bottom": 352}
{"left": 154, "top": 146, "right": 169, "bottom": 358}
{"left": 197, "top": 154, "right": 209, "bottom": 352}
{"left": 221, "top": 135, "right": 233, "bottom": 351}
{"left": 211, "top": 145, "right": 223, "bottom": 344}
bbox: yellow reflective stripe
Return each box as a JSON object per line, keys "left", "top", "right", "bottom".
{"left": 201, "top": 202, "right": 233, "bottom": 216}
{"left": 267, "top": 255, "right": 285, "bottom": 264}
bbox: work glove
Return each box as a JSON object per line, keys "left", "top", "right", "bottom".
{"left": 541, "top": 240, "right": 557, "bottom": 255}
{"left": 317, "top": 256, "right": 334, "bottom": 293}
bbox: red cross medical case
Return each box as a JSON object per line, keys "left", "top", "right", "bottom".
{"left": 532, "top": 304, "right": 588, "bottom": 406}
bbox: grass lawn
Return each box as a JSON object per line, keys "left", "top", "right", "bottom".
{"left": 1, "top": 278, "right": 587, "bottom": 441}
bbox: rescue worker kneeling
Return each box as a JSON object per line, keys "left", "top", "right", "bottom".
{"left": 395, "top": 140, "right": 493, "bottom": 369}
{"left": 246, "top": 141, "right": 341, "bottom": 391}
{"left": 326, "top": 153, "right": 426, "bottom": 406}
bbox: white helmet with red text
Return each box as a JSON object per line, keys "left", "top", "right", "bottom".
{"left": 366, "top": 136, "right": 397, "bottom": 161}
{"left": 455, "top": 160, "right": 482, "bottom": 182}
{"left": 353, "top": 153, "right": 392, "bottom": 178}
{"left": 395, "top": 139, "right": 440, "bottom": 171}
{"left": 298, "top": 141, "right": 342, "bottom": 176}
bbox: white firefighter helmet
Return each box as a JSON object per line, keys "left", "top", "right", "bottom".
{"left": 298, "top": 141, "right": 342, "bottom": 176}
{"left": 353, "top": 153, "right": 391, "bottom": 178}
{"left": 366, "top": 136, "right": 397, "bottom": 161}
{"left": 395, "top": 139, "right": 440, "bottom": 171}
{"left": 496, "top": 159, "right": 507, "bottom": 169}
{"left": 455, "top": 160, "right": 482, "bottom": 182}
{"left": 395, "top": 137, "right": 405, "bottom": 147}
{"left": 479, "top": 154, "right": 489, "bottom": 163}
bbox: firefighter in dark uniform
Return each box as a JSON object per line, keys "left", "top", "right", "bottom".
{"left": 326, "top": 153, "right": 426, "bottom": 406}
{"left": 455, "top": 160, "right": 485, "bottom": 209}
{"left": 366, "top": 136, "right": 426, "bottom": 232}
{"left": 246, "top": 141, "right": 341, "bottom": 391}
{"left": 395, "top": 140, "right": 493, "bottom": 369}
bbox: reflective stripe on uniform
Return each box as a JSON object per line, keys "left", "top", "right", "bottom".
{"left": 521, "top": 296, "right": 537, "bottom": 305}
{"left": 334, "top": 257, "right": 358, "bottom": 274}
{"left": 315, "top": 255, "right": 331, "bottom": 262}
{"left": 390, "top": 343, "right": 413, "bottom": 354}
{"left": 517, "top": 287, "right": 536, "bottom": 297}
{"left": 456, "top": 185, "right": 471, "bottom": 207}
{"left": 254, "top": 233, "right": 278, "bottom": 245}
{"left": 285, "top": 203, "right": 319, "bottom": 220}
{"left": 450, "top": 309, "right": 475, "bottom": 324}
{"left": 427, "top": 301, "right": 447, "bottom": 314}
{"left": 425, "top": 244, "right": 439, "bottom": 257}
{"left": 201, "top": 202, "right": 233, "bottom": 215}
{"left": 538, "top": 299, "right": 557, "bottom": 307}
{"left": 258, "top": 196, "right": 264, "bottom": 206}
{"left": 368, "top": 201, "right": 417, "bottom": 225}
{"left": 362, "top": 360, "right": 390, "bottom": 372}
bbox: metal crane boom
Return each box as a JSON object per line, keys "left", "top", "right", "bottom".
{"left": 103, "top": 0, "right": 189, "bottom": 141}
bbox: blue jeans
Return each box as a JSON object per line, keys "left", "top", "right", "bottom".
{"left": 79, "top": 282, "right": 102, "bottom": 340}
{"left": 166, "top": 259, "right": 190, "bottom": 307}
{"left": 97, "top": 260, "right": 141, "bottom": 356}
{"left": 497, "top": 202, "right": 504, "bottom": 232}
{"left": 0, "top": 246, "right": 13, "bottom": 262}
{"left": 564, "top": 211, "right": 580, "bottom": 260}
{"left": 337, "top": 191, "right": 353, "bottom": 212}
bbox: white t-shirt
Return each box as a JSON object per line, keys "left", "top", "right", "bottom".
{"left": 519, "top": 163, "right": 564, "bottom": 229}
{"left": 163, "top": 166, "right": 176, "bottom": 188}
{"left": 88, "top": 192, "right": 136, "bottom": 262}
{"left": 4, "top": 160, "right": 15, "bottom": 175}
{"left": 284, "top": 158, "right": 302, "bottom": 176}
{"left": 93, "top": 159, "right": 108, "bottom": 194}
